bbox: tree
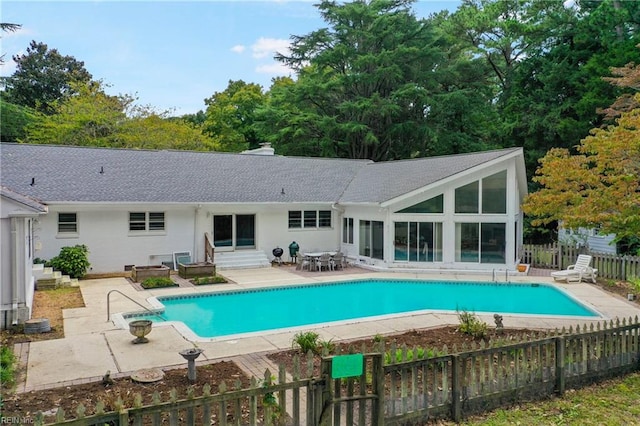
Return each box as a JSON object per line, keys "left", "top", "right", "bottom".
{"left": 23, "top": 81, "right": 214, "bottom": 150}
{"left": 2, "top": 41, "right": 93, "bottom": 114}
{"left": 0, "top": 94, "right": 37, "bottom": 142}
{"left": 500, "top": 0, "right": 640, "bottom": 178}
{"left": 203, "top": 80, "right": 267, "bottom": 152}
{"left": 271, "top": 0, "right": 459, "bottom": 161}
{"left": 523, "top": 62, "right": 640, "bottom": 240}
{"left": 0, "top": 23, "right": 21, "bottom": 65}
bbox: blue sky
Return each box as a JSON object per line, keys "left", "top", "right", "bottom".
{"left": 1, "top": 1, "right": 460, "bottom": 116}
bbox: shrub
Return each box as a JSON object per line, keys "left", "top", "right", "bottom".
{"left": 0, "top": 346, "right": 17, "bottom": 388}
{"left": 33, "top": 257, "right": 50, "bottom": 266}
{"left": 191, "top": 275, "right": 227, "bottom": 285}
{"left": 457, "top": 310, "right": 488, "bottom": 339}
{"left": 384, "top": 346, "right": 445, "bottom": 364}
{"left": 292, "top": 331, "right": 321, "bottom": 354}
{"left": 48, "top": 244, "right": 90, "bottom": 278}
{"left": 628, "top": 276, "right": 640, "bottom": 293}
{"left": 141, "top": 277, "right": 177, "bottom": 289}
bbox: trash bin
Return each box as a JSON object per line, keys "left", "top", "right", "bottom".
{"left": 288, "top": 241, "right": 300, "bottom": 262}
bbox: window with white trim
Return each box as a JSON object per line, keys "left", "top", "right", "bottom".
{"left": 58, "top": 213, "right": 78, "bottom": 233}
{"left": 129, "top": 212, "right": 165, "bottom": 232}
{"left": 288, "top": 210, "right": 332, "bottom": 228}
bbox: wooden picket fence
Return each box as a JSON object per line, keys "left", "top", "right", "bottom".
{"left": 35, "top": 317, "right": 640, "bottom": 425}
{"left": 522, "top": 243, "right": 640, "bottom": 281}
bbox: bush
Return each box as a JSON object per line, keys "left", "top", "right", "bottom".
{"left": 0, "top": 346, "right": 17, "bottom": 388}
{"left": 292, "top": 331, "right": 321, "bottom": 354}
{"left": 141, "top": 277, "right": 177, "bottom": 289}
{"left": 48, "top": 245, "right": 90, "bottom": 278}
{"left": 191, "top": 275, "right": 227, "bottom": 285}
{"left": 457, "top": 310, "right": 488, "bottom": 339}
{"left": 384, "top": 346, "right": 445, "bottom": 364}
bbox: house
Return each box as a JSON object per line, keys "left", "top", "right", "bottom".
{"left": 0, "top": 143, "right": 528, "bottom": 327}
{"left": 558, "top": 225, "right": 618, "bottom": 255}
{"left": 0, "top": 186, "right": 48, "bottom": 328}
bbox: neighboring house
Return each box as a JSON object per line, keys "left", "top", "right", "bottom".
{"left": 0, "top": 143, "right": 528, "bottom": 325}
{"left": 0, "top": 186, "right": 48, "bottom": 328}
{"left": 558, "top": 225, "right": 618, "bottom": 255}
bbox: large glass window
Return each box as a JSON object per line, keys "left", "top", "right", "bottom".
{"left": 456, "top": 222, "right": 506, "bottom": 263}
{"left": 481, "top": 223, "right": 506, "bottom": 263}
{"left": 482, "top": 171, "right": 507, "bottom": 214}
{"left": 456, "top": 223, "right": 479, "bottom": 262}
{"left": 455, "top": 182, "right": 479, "bottom": 213}
{"left": 396, "top": 194, "right": 443, "bottom": 214}
{"left": 394, "top": 221, "right": 442, "bottom": 262}
{"left": 359, "top": 220, "right": 384, "bottom": 260}
{"left": 342, "top": 217, "right": 354, "bottom": 244}
{"left": 58, "top": 213, "right": 77, "bottom": 233}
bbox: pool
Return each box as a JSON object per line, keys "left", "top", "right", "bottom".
{"left": 124, "top": 279, "right": 599, "bottom": 340}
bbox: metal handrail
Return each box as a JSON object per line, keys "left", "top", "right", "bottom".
{"left": 106, "top": 289, "right": 166, "bottom": 322}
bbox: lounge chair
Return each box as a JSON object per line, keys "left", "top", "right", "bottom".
{"left": 551, "top": 254, "right": 598, "bottom": 283}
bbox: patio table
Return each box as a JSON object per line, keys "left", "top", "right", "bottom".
{"left": 302, "top": 252, "right": 337, "bottom": 271}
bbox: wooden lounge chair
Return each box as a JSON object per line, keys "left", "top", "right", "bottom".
{"left": 551, "top": 254, "right": 598, "bottom": 283}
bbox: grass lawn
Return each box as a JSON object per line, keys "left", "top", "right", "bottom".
{"left": 26, "top": 286, "right": 84, "bottom": 341}
{"left": 451, "top": 372, "right": 640, "bottom": 425}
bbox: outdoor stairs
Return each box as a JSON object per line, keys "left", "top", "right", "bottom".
{"left": 32, "top": 264, "right": 78, "bottom": 290}
{"left": 214, "top": 250, "right": 271, "bottom": 270}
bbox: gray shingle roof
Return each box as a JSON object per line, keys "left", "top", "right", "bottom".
{"left": 0, "top": 143, "right": 521, "bottom": 205}
{"left": 0, "top": 185, "right": 48, "bottom": 212}
{"left": 340, "top": 149, "right": 521, "bottom": 203}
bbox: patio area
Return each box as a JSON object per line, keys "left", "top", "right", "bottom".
{"left": 15, "top": 266, "right": 640, "bottom": 392}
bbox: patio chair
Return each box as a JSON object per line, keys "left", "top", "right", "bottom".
{"left": 296, "top": 252, "right": 312, "bottom": 271}
{"left": 551, "top": 254, "right": 598, "bottom": 283}
{"left": 316, "top": 253, "right": 332, "bottom": 272}
{"left": 331, "top": 252, "right": 344, "bottom": 270}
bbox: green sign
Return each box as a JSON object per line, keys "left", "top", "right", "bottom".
{"left": 331, "top": 354, "right": 363, "bottom": 379}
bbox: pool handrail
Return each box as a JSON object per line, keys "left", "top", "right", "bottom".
{"left": 106, "top": 289, "right": 166, "bottom": 322}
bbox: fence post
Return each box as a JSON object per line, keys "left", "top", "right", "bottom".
{"left": 318, "top": 358, "right": 332, "bottom": 426}
{"left": 451, "top": 354, "right": 462, "bottom": 422}
{"left": 371, "top": 353, "right": 385, "bottom": 426}
{"left": 555, "top": 336, "right": 566, "bottom": 396}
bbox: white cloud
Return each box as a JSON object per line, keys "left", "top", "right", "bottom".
{"left": 230, "top": 44, "right": 246, "bottom": 54}
{"left": 251, "top": 37, "right": 290, "bottom": 59}
{"left": 255, "top": 62, "right": 291, "bottom": 76}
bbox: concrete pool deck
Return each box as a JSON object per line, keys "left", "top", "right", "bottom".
{"left": 17, "top": 266, "right": 640, "bottom": 392}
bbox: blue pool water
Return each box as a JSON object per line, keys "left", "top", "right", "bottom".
{"left": 131, "top": 279, "right": 598, "bottom": 339}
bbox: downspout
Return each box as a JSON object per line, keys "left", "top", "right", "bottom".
{"left": 10, "top": 217, "right": 19, "bottom": 324}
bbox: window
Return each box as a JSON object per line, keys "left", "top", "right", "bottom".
{"left": 394, "top": 221, "right": 442, "bottom": 262}
{"left": 396, "top": 194, "right": 443, "bottom": 214}
{"left": 58, "top": 213, "right": 77, "bottom": 233}
{"left": 318, "top": 210, "right": 332, "bottom": 227}
{"left": 455, "top": 222, "right": 505, "bottom": 263}
{"left": 455, "top": 182, "right": 479, "bottom": 213}
{"left": 359, "top": 220, "right": 384, "bottom": 260}
{"left": 288, "top": 210, "right": 332, "bottom": 228}
{"left": 482, "top": 171, "right": 507, "bottom": 214}
{"left": 288, "top": 211, "right": 302, "bottom": 228}
{"left": 342, "top": 217, "right": 354, "bottom": 244}
{"left": 129, "top": 212, "right": 165, "bottom": 232}
{"left": 304, "top": 210, "right": 317, "bottom": 227}
{"left": 455, "top": 170, "right": 507, "bottom": 215}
